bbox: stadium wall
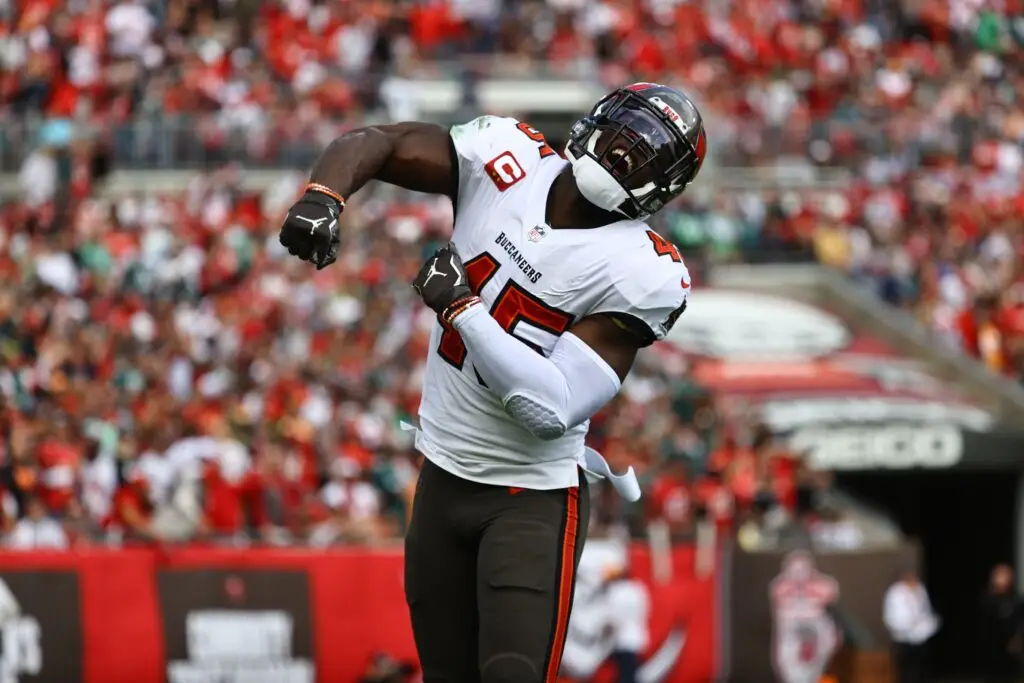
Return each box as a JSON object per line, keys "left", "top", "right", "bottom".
{"left": 0, "top": 546, "right": 717, "bottom": 683}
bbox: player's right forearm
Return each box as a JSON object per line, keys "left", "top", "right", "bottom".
{"left": 308, "top": 127, "right": 395, "bottom": 200}
{"left": 453, "top": 305, "right": 622, "bottom": 440}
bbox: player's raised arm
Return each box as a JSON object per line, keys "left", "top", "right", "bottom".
{"left": 279, "top": 122, "right": 456, "bottom": 270}
{"left": 311, "top": 122, "right": 457, "bottom": 199}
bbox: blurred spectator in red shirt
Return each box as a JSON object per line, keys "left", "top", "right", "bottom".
{"left": 693, "top": 468, "right": 736, "bottom": 534}
{"left": 36, "top": 419, "right": 81, "bottom": 514}
{"left": 200, "top": 455, "right": 245, "bottom": 540}
{"left": 244, "top": 441, "right": 313, "bottom": 543}
{"left": 768, "top": 451, "right": 800, "bottom": 513}
{"left": 647, "top": 459, "right": 693, "bottom": 537}
{"left": 109, "top": 466, "right": 162, "bottom": 544}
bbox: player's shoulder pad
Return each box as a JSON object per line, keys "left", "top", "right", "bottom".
{"left": 450, "top": 115, "right": 510, "bottom": 144}
{"left": 590, "top": 223, "right": 692, "bottom": 345}
{"left": 449, "top": 115, "right": 541, "bottom": 170}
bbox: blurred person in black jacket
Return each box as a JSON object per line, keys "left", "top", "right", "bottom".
{"left": 979, "top": 564, "right": 1022, "bottom": 683}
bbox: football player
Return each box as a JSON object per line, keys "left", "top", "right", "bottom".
{"left": 279, "top": 83, "right": 706, "bottom": 683}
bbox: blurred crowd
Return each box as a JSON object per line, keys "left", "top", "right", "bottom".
{"left": 3, "top": 0, "right": 1024, "bottom": 548}
{"left": 4, "top": 0, "right": 1024, "bottom": 378}
{"left": 0, "top": 170, "right": 828, "bottom": 551}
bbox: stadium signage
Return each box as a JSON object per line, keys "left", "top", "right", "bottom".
{"left": 769, "top": 551, "right": 840, "bottom": 682}
{"left": 0, "top": 570, "right": 82, "bottom": 683}
{"left": 666, "top": 290, "right": 851, "bottom": 361}
{"left": 167, "top": 610, "right": 312, "bottom": 683}
{"left": 728, "top": 545, "right": 919, "bottom": 682}
{"left": 157, "top": 569, "right": 314, "bottom": 683}
{"left": 662, "top": 288, "right": 1024, "bottom": 471}
{"left": 0, "top": 577, "right": 43, "bottom": 683}
{"left": 0, "top": 547, "right": 718, "bottom": 683}
{"left": 761, "top": 397, "right": 993, "bottom": 432}
{"left": 791, "top": 425, "right": 964, "bottom": 470}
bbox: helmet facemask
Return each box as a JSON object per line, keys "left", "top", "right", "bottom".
{"left": 566, "top": 88, "right": 705, "bottom": 220}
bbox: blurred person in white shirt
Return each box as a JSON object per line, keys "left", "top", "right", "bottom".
{"left": 18, "top": 145, "right": 57, "bottom": 209}
{"left": 605, "top": 565, "right": 650, "bottom": 683}
{"left": 6, "top": 495, "right": 67, "bottom": 551}
{"left": 884, "top": 568, "right": 939, "bottom": 683}
{"left": 105, "top": 0, "right": 155, "bottom": 58}
{"left": 310, "top": 457, "right": 385, "bottom": 546}
{"left": 562, "top": 534, "right": 651, "bottom": 683}
{"left": 379, "top": 58, "right": 420, "bottom": 123}
{"left": 79, "top": 439, "right": 118, "bottom": 524}
{"left": 321, "top": 458, "right": 382, "bottom": 523}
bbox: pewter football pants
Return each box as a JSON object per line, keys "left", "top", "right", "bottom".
{"left": 405, "top": 459, "right": 589, "bottom": 683}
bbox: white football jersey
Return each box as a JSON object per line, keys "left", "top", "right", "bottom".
{"left": 415, "top": 116, "right": 691, "bottom": 490}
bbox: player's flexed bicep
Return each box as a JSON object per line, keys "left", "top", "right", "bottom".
{"left": 278, "top": 116, "right": 553, "bottom": 269}
{"left": 279, "top": 121, "right": 457, "bottom": 269}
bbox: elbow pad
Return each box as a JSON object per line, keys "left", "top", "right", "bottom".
{"left": 454, "top": 307, "right": 622, "bottom": 441}
{"left": 500, "top": 333, "right": 621, "bottom": 440}
{"left": 505, "top": 394, "right": 569, "bottom": 441}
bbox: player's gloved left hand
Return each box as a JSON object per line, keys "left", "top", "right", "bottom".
{"left": 412, "top": 243, "right": 474, "bottom": 317}
{"left": 279, "top": 189, "right": 343, "bottom": 270}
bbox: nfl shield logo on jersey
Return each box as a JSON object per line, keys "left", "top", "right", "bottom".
{"left": 528, "top": 224, "right": 549, "bottom": 243}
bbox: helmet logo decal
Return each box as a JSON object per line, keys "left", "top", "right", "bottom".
{"left": 650, "top": 95, "right": 698, "bottom": 140}
{"left": 650, "top": 96, "right": 682, "bottom": 126}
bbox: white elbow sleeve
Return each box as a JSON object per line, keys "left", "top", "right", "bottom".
{"left": 454, "top": 306, "right": 622, "bottom": 440}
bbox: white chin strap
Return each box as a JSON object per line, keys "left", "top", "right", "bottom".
{"left": 566, "top": 140, "right": 630, "bottom": 216}
{"left": 567, "top": 131, "right": 686, "bottom": 219}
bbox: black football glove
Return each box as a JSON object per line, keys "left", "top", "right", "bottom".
{"left": 279, "top": 190, "right": 343, "bottom": 269}
{"left": 412, "top": 243, "right": 474, "bottom": 316}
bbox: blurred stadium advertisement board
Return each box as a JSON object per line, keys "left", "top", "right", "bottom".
{"left": 724, "top": 545, "right": 918, "bottom": 683}
{"left": 0, "top": 570, "right": 82, "bottom": 683}
{"left": 663, "top": 287, "right": 1024, "bottom": 470}
{"left": 562, "top": 541, "right": 717, "bottom": 683}
{"left": 0, "top": 546, "right": 718, "bottom": 683}
{"left": 157, "top": 569, "right": 314, "bottom": 683}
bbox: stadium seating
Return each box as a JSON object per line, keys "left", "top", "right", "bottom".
{"left": 1, "top": 0, "right": 1021, "bottom": 547}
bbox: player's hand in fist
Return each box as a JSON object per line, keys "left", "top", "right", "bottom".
{"left": 413, "top": 244, "right": 477, "bottom": 322}
{"left": 278, "top": 184, "right": 344, "bottom": 270}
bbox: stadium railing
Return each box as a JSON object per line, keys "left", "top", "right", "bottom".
{"left": 1, "top": 105, "right": 892, "bottom": 182}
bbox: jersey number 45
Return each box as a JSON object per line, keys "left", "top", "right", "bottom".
{"left": 437, "top": 252, "right": 573, "bottom": 370}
